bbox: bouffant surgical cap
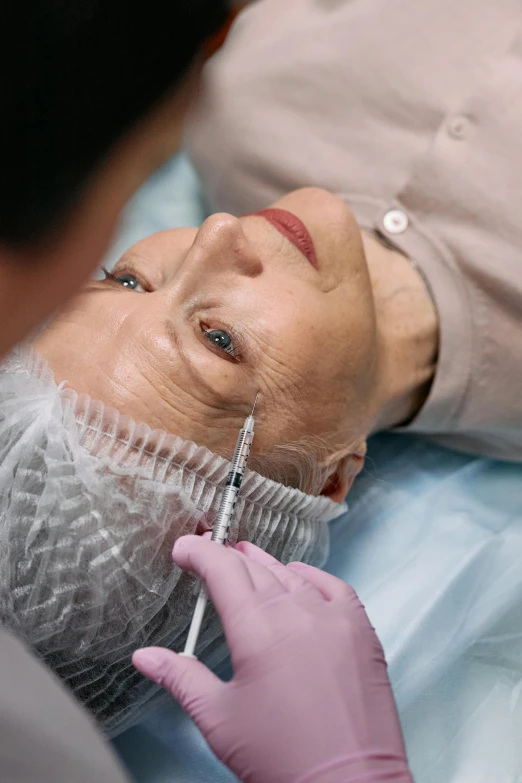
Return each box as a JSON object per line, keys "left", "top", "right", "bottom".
{"left": 0, "top": 346, "right": 344, "bottom": 735}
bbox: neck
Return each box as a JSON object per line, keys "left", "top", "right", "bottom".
{"left": 362, "top": 231, "right": 439, "bottom": 431}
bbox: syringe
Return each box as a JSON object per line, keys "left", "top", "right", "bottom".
{"left": 181, "top": 394, "right": 259, "bottom": 659}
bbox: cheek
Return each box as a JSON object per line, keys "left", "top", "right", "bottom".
{"left": 254, "top": 294, "right": 335, "bottom": 393}
{"left": 261, "top": 286, "right": 319, "bottom": 336}
{"left": 275, "top": 302, "right": 340, "bottom": 371}
{"left": 263, "top": 311, "right": 355, "bottom": 427}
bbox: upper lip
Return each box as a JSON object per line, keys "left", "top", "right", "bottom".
{"left": 246, "top": 208, "right": 318, "bottom": 269}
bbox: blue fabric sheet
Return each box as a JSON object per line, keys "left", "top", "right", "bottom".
{"left": 110, "top": 156, "right": 522, "bottom": 783}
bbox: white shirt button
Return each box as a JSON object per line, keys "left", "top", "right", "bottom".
{"left": 383, "top": 209, "right": 409, "bottom": 234}
{"left": 447, "top": 115, "right": 467, "bottom": 140}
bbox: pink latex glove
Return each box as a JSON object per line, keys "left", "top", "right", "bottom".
{"left": 133, "top": 536, "right": 413, "bottom": 783}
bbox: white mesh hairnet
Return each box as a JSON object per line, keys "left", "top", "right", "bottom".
{"left": 0, "top": 346, "right": 344, "bottom": 735}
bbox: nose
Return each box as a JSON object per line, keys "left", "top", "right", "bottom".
{"left": 185, "top": 213, "right": 263, "bottom": 278}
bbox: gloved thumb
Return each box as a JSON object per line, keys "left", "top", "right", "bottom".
{"left": 132, "top": 647, "right": 222, "bottom": 719}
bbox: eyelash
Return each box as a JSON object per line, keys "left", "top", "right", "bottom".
{"left": 201, "top": 323, "right": 244, "bottom": 362}
{"left": 102, "top": 267, "right": 116, "bottom": 283}
{"left": 102, "top": 267, "right": 151, "bottom": 292}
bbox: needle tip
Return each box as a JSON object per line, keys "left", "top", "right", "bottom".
{"left": 251, "top": 392, "right": 260, "bottom": 416}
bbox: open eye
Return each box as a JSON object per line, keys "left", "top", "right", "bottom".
{"left": 202, "top": 327, "right": 237, "bottom": 358}
{"left": 103, "top": 268, "right": 147, "bottom": 293}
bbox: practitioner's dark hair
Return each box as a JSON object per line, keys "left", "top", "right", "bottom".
{"left": 0, "top": 0, "right": 229, "bottom": 243}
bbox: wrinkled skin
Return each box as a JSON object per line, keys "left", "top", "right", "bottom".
{"left": 36, "top": 188, "right": 376, "bottom": 499}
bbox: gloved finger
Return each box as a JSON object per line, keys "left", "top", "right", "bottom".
{"left": 172, "top": 536, "right": 280, "bottom": 616}
{"left": 235, "top": 541, "right": 327, "bottom": 598}
{"left": 199, "top": 538, "right": 282, "bottom": 593}
{"left": 229, "top": 543, "right": 290, "bottom": 595}
{"left": 132, "top": 647, "right": 222, "bottom": 729}
{"left": 202, "top": 531, "right": 232, "bottom": 547}
{"left": 287, "top": 561, "right": 360, "bottom": 603}
{"left": 184, "top": 537, "right": 285, "bottom": 597}
{"left": 234, "top": 540, "right": 281, "bottom": 566}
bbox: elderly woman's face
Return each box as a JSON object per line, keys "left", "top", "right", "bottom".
{"left": 36, "top": 187, "right": 377, "bottom": 487}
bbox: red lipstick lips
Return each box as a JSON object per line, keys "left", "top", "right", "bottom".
{"left": 247, "top": 208, "right": 318, "bottom": 269}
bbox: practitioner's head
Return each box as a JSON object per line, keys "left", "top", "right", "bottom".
{"left": 0, "top": 0, "right": 229, "bottom": 357}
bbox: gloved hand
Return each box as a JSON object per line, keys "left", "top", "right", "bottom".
{"left": 133, "top": 536, "right": 413, "bottom": 783}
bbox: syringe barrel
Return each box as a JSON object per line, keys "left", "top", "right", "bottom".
{"left": 211, "top": 425, "right": 254, "bottom": 544}
{"left": 230, "top": 423, "right": 254, "bottom": 476}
